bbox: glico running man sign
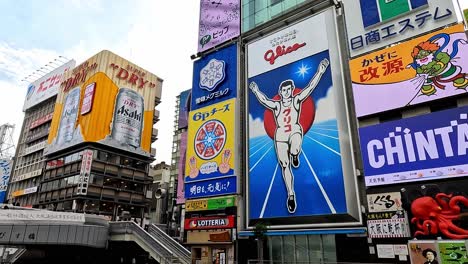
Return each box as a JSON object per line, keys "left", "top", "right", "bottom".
{"left": 246, "top": 8, "right": 360, "bottom": 227}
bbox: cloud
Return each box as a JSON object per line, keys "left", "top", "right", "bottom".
{"left": 314, "top": 86, "right": 336, "bottom": 123}
{"left": 249, "top": 114, "right": 268, "bottom": 138}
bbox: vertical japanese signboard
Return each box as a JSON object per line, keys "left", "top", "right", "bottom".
{"left": 350, "top": 24, "right": 468, "bottom": 117}
{"left": 359, "top": 106, "right": 468, "bottom": 186}
{"left": 246, "top": 8, "right": 360, "bottom": 227}
{"left": 185, "top": 99, "right": 236, "bottom": 199}
{"left": 198, "top": 0, "right": 240, "bottom": 53}
{"left": 192, "top": 43, "right": 237, "bottom": 110}
{"left": 178, "top": 90, "right": 191, "bottom": 130}
{"left": 343, "top": 0, "right": 459, "bottom": 57}
{"left": 0, "top": 159, "right": 12, "bottom": 203}
{"left": 176, "top": 132, "right": 188, "bottom": 204}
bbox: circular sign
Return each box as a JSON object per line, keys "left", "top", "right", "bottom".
{"left": 194, "top": 119, "right": 227, "bottom": 160}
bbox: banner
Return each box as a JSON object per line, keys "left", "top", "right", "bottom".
{"left": 184, "top": 215, "right": 235, "bottom": 230}
{"left": 246, "top": 9, "right": 360, "bottom": 226}
{"left": 359, "top": 106, "right": 468, "bottom": 186}
{"left": 197, "top": 0, "right": 240, "bottom": 53}
{"left": 185, "top": 98, "right": 236, "bottom": 199}
{"left": 350, "top": 24, "right": 468, "bottom": 117}
{"left": 0, "top": 159, "right": 12, "bottom": 203}
{"left": 185, "top": 195, "right": 236, "bottom": 212}
{"left": 46, "top": 50, "right": 162, "bottom": 157}
{"left": 176, "top": 132, "right": 187, "bottom": 204}
{"left": 178, "top": 90, "right": 191, "bottom": 130}
{"left": 344, "top": 0, "right": 458, "bottom": 57}
{"left": 23, "top": 60, "right": 75, "bottom": 111}
{"left": 192, "top": 43, "right": 237, "bottom": 110}
{"left": 367, "top": 211, "right": 411, "bottom": 238}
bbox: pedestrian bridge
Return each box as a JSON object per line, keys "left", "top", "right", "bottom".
{"left": 0, "top": 208, "right": 190, "bottom": 264}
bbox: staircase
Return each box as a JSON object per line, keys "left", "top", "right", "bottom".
{"left": 109, "top": 221, "right": 190, "bottom": 264}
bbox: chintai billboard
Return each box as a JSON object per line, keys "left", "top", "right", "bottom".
{"left": 360, "top": 106, "right": 468, "bottom": 186}
{"left": 46, "top": 50, "right": 162, "bottom": 157}
{"left": 246, "top": 8, "right": 360, "bottom": 228}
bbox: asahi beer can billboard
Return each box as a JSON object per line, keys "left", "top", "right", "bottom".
{"left": 111, "top": 88, "right": 144, "bottom": 148}
{"left": 46, "top": 50, "right": 163, "bottom": 157}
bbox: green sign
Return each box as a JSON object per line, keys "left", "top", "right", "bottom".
{"left": 186, "top": 196, "right": 236, "bottom": 212}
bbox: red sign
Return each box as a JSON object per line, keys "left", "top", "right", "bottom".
{"left": 29, "top": 112, "right": 54, "bottom": 130}
{"left": 81, "top": 82, "right": 96, "bottom": 115}
{"left": 184, "top": 215, "right": 235, "bottom": 230}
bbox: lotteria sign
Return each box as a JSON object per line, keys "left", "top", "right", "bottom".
{"left": 185, "top": 215, "right": 235, "bottom": 230}
{"left": 360, "top": 106, "right": 468, "bottom": 186}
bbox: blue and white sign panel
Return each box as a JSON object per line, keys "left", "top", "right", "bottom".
{"left": 191, "top": 43, "right": 237, "bottom": 110}
{"left": 185, "top": 176, "right": 236, "bottom": 199}
{"left": 246, "top": 9, "right": 360, "bottom": 227}
{"left": 360, "top": 106, "right": 468, "bottom": 187}
{"left": 0, "top": 159, "right": 12, "bottom": 203}
{"left": 344, "top": 0, "right": 458, "bottom": 57}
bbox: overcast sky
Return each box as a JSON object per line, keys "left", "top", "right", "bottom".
{"left": 0, "top": 0, "right": 200, "bottom": 164}
{"left": 0, "top": 0, "right": 466, "bottom": 164}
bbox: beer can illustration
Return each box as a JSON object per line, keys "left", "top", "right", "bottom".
{"left": 57, "top": 86, "right": 80, "bottom": 145}
{"left": 111, "top": 88, "right": 144, "bottom": 148}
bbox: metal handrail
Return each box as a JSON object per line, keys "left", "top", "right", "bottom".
{"left": 109, "top": 221, "right": 174, "bottom": 263}
{"left": 148, "top": 224, "right": 191, "bottom": 262}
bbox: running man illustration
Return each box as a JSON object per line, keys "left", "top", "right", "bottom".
{"left": 249, "top": 58, "right": 329, "bottom": 213}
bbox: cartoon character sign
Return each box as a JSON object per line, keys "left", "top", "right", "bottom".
{"left": 350, "top": 24, "right": 468, "bottom": 117}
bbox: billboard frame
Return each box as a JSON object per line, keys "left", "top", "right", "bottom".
{"left": 243, "top": 6, "right": 362, "bottom": 229}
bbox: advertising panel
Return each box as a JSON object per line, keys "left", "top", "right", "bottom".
{"left": 23, "top": 60, "right": 76, "bottom": 111}
{"left": 185, "top": 98, "right": 236, "bottom": 199}
{"left": 408, "top": 241, "right": 438, "bottom": 264}
{"left": 77, "top": 149, "right": 93, "bottom": 195}
{"left": 176, "top": 132, "right": 187, "bottom": 204}
{"left": 438, "top": 241, "right": 467, "bottom": 264}
{"left": 247, "top": 9, "right": 360, "bottom": 227}
{"left": 0, "top": 159, "right": 12, "bottom": 203}
{"left": 178, "top": 90, "right": 191, "bottom": 130}
{"left": 367, "top": 211, "right": 411, "bottom": 238}
{"left": 192, "top": 43, "right": 237, "bottom": 110}
{"left": 184, "top": 215, "right": 235, "bottom": 230}
{"left": 359, "top": 106, "right": 468, "bottom": 187}
{"left": 367, "top": 192, "right": 403, "bottom": 212}
{"left": 350, "top": 24, "right": 468, "bottom": 117}
{"left": 344, "top": 0, "right": 458, "bottom": 57}
{"left": 185, "top": 195, "right": 236, "bottom": 212}
{"left": 197, "top": 0, "right": 240, "bottom": 53}
{"left": 0, "top": 209, "right": 85, "bottom": 223}
{"left": 46, "top": 50, "right": 163, "bottom": 157}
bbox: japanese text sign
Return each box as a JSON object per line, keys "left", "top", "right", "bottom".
{"left": 359, "top": 106, "right": 468, "bottom": 187}
{"left": 198, "top": 0, "right": 240, "bottom": 53}
{"left": 367, "top": 192, "right": 403, "bottom": 212}
{"left": 350, "top": 24, "right": 468, "bottom": 117}
{"left": 185, "top": 98, "right": 236, "bottom": 199}
{"left": 192, "top": 43, "right": 237, "bottom": 110}
{"left": 344, "top": 0, "right": 458, "bottom": 57}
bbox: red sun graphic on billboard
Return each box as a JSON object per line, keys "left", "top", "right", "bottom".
{"left": 263, "top": 88, "right": 316, "bottom": 139}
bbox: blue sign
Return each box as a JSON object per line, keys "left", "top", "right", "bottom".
{"left": 191, "top": 43, "right": 237, "bottom": 110}
{"left": 360, "top": 0, "right": 427, "bottom": 28}
{"left": 360, "top": 106, "right": 468, "bottom": 186}
{"left": 0, "top": 160, "right": 12, "bottom": 203}
{"left": 178, "top": 89, "right": 191, "bottom": 130}
{"left": 185, "top": 176, "right": 236, "bottom": 199}
{"left": 248, "top": 50, "right": 349, "bottom": 221}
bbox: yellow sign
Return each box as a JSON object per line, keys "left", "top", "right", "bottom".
{"left": 185, "top": 99, "right": 236, "bottom": 181}
{"left": 46, "top": 50, "right": 162, "bottom": 156}
{"left": 186, "top": 200, "right": 208, "bottom": 211}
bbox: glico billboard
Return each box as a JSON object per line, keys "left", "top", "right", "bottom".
{"left": 46, "top": 50, "right": 162, "bottom": 157}
{"left": 350, "top": 24, "right": 468, "bottom": 117}
{"left": 23, "top": 60, "right": 76, "bottom": 111}
{"left": 360, "top": 106, "right": 468, "bottom": 187}
{"left": 246, "top": 8, "right": 361, "bottom": 227}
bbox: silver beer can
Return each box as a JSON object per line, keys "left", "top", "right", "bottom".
{"left": 57, "top": 86, "right": 80, "bottom": 145}
{"left": 111, "top": 88, "right": 144, "bottom": 148}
